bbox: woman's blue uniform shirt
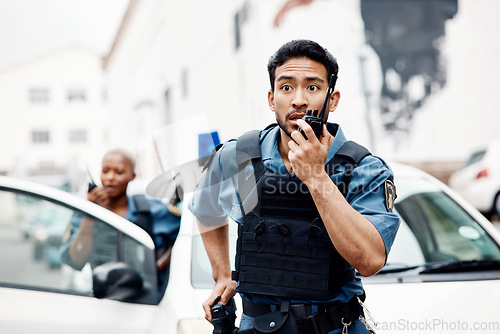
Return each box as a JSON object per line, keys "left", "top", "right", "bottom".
{"left": 188, "top": 123, "right": 400, "bottom": 305}
{"left": 61, "top": 195, "right": 181, "bottom": 270}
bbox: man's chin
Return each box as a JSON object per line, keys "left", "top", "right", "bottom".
{"left": 276, "top": 120, "right": 298, "bottom": 138}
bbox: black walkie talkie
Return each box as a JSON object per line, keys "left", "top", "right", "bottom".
{"left": 298, "top": 73, "right": 337, "bottom": 140}
{"left": 86, "top": 164, "right": 97, "bottom": 193}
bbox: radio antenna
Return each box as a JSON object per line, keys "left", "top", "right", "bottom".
{"left": 318, "top": 74, "right": 337, "bottom": 123}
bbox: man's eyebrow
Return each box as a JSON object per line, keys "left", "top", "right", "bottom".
{"left": 305, "top": 76, "right": 325, "bottom": 83}
{"left": 276, "top": 75, "right": 325, "bottom": 83}
{"left": 276, "top": 75, "right": 295, "bottom": 82}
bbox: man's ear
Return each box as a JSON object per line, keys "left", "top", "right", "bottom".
{"left": 329, "top": 90, "right": 341, "bottom": 113}
{"left": 268, "top": 90, "right": 275, "bottom": 112}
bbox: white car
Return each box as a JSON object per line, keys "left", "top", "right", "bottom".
{"left": 449, "top": 139, "right": 500, "bottom": 217}
{"left": 1, "top": 162, "right": 500, "bottom": 334}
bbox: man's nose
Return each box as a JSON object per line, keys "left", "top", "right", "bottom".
{"left": 292, "top": 90, "right": 307, "bottom": 109}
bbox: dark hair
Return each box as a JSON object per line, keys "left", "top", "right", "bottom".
{"left": 267, "top": 39, "right": 339, "bottom": 92}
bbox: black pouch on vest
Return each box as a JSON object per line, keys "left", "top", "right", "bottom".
{"left": 251, "top": 310, "right": 298, "bottom": 334}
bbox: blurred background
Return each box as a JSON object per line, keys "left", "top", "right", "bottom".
{"left": 1, "top": 0, "right": 499, "bottom": 219}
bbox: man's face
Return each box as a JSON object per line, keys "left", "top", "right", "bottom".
{"left": 268, "top": 57, "right": 336, "bottom": 139}
{"left": 100, "top": 153, "right": 135, "bottom": 199}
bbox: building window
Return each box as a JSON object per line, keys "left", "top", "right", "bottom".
{"left": 234, "top": 1, "right": 249, "bottom": 51}
{"left": 29, "top": 88, "right": 49, "bottom": 103}
{"left": 67, "top": 89, "right": 86, "bottom": 102}
{"left": 69, "top": 129, "right": 87, "bottom": 143}
{"left": 32, "top": 130, "right": 50, "bottom": 143}
{"left": 181, "top": 68, "right": 189, "bottom": 99}
{"left": 39, "top": 160, "right": 55, "bottom": 171}
{"left": 164, "top": 88, "right": 172, "bottom": 125}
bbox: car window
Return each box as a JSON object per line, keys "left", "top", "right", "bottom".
{"left": 394, "top": 176, "right": 500, "bottom": 264}
{"left": 0, "top": 188, "right": 149, "bottom": 296}
{"left": 462, "top": 149, "right": 486, "bottom": 168}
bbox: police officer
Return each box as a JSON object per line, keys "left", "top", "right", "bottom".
{"left": 189, "top": 40, "right": 400, "bottom": 333}
{"left": 61, "top": 148, "right": 181, "bottom": 296}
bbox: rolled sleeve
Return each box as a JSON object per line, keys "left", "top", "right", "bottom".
{"left": 345, "top": 156, "right": 401, "bottom": 258}
{"left": 188, "top": 143, "right": 234, "bottom": 226}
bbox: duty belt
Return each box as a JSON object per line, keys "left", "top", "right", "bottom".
{"left": 239, "top": 296, "right": 364, "bottom": 334}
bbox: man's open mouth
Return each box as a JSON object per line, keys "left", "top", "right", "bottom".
{"left": 289, "top": 114, "right": 305, "bottom": 121}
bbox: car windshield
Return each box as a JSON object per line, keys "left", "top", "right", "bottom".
{"left": 388, "top": 175, "right": 500, "bottom": 270}
{"left": 462, "top": 149, "right": 486, "bottom": 168}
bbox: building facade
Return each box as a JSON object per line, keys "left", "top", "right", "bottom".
{"left": 104, "top": 0, "right": 500, "bottom": 186}
{"left": 0, "top": 46, "right": 109, "bottom": 191}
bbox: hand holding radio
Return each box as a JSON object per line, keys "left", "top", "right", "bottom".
{"left": 86, "top": 165, "right": 109, "bottom": 207}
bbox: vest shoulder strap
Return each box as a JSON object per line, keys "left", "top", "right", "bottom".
{"left": 235, "top": 122, "right": 277, "bottom": 166}
{"left": 330, "top": 140, "right": 371, "bottom": 166}
{"left": 236, "top": 129, "right": 262, "bottom": 164}
{"left": 235, "top": 128, "right": 372, "bottom": 202}
{"left": 235, "top": 129, "right": 267, "bottom": 214}
{"left": 327, "top": 141, "right": 371, "bottom": 197}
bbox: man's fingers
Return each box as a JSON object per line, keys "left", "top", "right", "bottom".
{"left": 202, "top": 301, "right": 212, "bottom": 322}
{"left": 220, "top": 285, "right": 236, "bottom": 305}
{"left": 295, "top": 119, "right": 318, "bottom": 143}
{"left": 319, "top": 124, "right": 334, "bottom": 146}
{"left": 202, "top": 294, "right": 220, "bottom": 323}
{"left": 202, "top": 279, "right": 236, "bottom": 324}
{"left": 319, "top": 124, "right": 330, "bottom": 145}
{"left": 288, "top": 139, "right": 299, "bottom": 152}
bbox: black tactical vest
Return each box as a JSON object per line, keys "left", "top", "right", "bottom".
{"left": 230, "top": 127, "right": 371, "bottom": 301}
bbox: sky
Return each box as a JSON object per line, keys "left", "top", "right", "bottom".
{"left": 0, "top": 0, "right": 129, "bottom": 68}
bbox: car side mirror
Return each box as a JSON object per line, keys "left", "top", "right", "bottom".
{"left": 92, "top": 262, "right": 145, "bottom": 302}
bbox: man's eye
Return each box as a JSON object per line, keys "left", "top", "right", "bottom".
{"left": 281, "top": 85, "right": 292, "bottom": 92}
{"left": 309, "top": 85, "right": 319, "bottom": 92}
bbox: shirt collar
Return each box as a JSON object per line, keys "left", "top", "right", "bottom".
{"left": 326, "top": 123, "right": 347, "bottom": 162}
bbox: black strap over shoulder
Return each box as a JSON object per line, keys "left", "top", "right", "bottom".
{"left": 326, "top": 140, "right": 371, "bottom": 198}
{"left": 236, "top": 129, "right": 267, "bottom": 215}
{"left": 235, "top": 128, "right": 372, "bottom": 201}
{"left": 334, "top": 140, "right": 371, "bottom": 164}
{"left": 132, "top": 194, "right": 154, "bottom": 240}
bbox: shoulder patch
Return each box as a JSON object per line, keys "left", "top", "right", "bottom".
{"left": 384, "top": 179, "right": 396, "bottom": 212}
